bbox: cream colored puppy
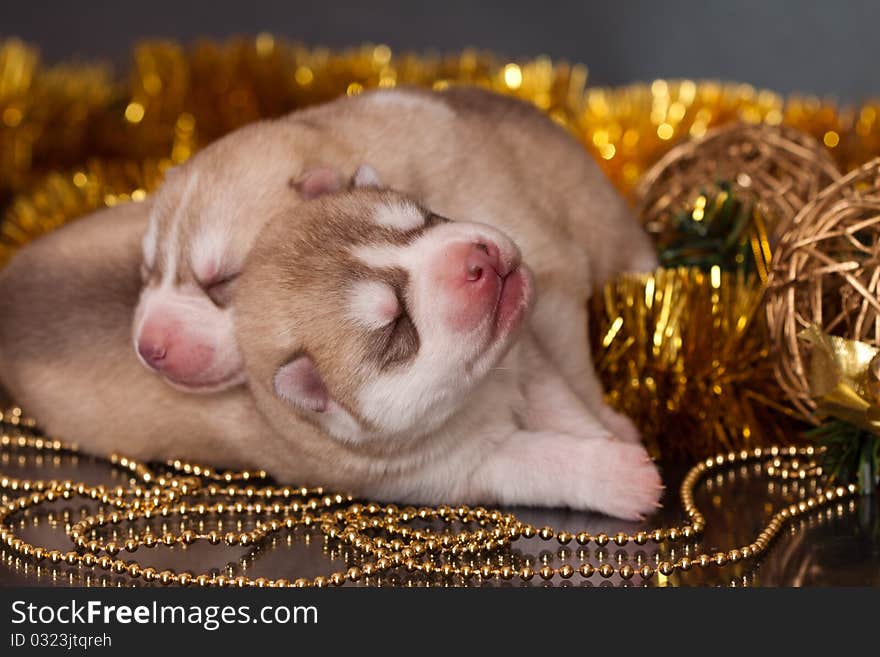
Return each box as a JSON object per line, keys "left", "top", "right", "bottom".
{"left": 134, "top": 87, "right": 656, "bottom": 444}
{"left": 0, "top": 87, "right": 661, "bottom": 516}
{"left": 0, "top": 202, "right": 268, "bottom": 469}
{"left": 235, "top": 185, "right": 662, "bottom": 518}
{"left": 0, "top": 186, "right": 661, "bottom": 518}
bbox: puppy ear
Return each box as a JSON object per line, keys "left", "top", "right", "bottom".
{"left": 290, "top": 167, "right": 344, "bottom": 200}
{"left": 352, "top": 164, "right": 382, "bottom": 188}
{"left": 273, "top": 356, "right": 329, "bottom": 413}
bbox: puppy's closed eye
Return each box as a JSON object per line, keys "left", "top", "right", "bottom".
{"left": 380, "top": 309, "right": 419, "bottom": 368}
{"left": 204, "top": 274, "right": 239, "bottom": 307}
{"left": 425, "top": 213, "right": 452, "bottom": 228}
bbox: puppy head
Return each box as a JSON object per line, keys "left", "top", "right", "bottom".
{"left": 237, "top": 184, "right": 533, "bottom": 449}
{"left": 133, "top": 119, "right": 354, "bottom": 392}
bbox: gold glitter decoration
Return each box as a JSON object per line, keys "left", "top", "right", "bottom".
{"left": 3, "top": 36, "right": 880, "bottom": 261}
{"left": 766, "top": 158, "right": 880, "bottom": 421}
{"left": 1, "top": 160, "right": 165, "bottom": 263}
{"left": 0, "top": 408, "right": 858, "bottom": 587}
{"left": 590, "top": 268, "right": 799, "bottom": 460}
{"left": 0, "top": 40, "right": 112, "bottom": 208}
{"left": 635, "top": 122, "right": 840, "bottom": 259}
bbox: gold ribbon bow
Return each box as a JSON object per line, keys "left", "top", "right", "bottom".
{"left": 800, "top": 325, "right": 880, "bottom": 433}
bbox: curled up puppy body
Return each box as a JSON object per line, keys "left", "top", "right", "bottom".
{"left": 132, "top": 86, "right": 657, "bottom": 418}
{"left": 0, "top": 202, "right": 269, "bottom": 468}
{"left": 236, "top": 187, "right": 662, "bottom": 519}
{"left": 0, "top": 190, "right": 662, "bottom": 517}
{"left": 0, "top": 87, "right": 662, "bottom": 517}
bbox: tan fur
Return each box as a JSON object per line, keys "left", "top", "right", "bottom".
{"left": 0, "top": 87, "right": 661, "bottom": 515}
{"left": 0, "top": 202, "right": 271, "bottom": 468}
{"left": 149, "top": 84, "right": 654, "bottom": 290}
{"left": 236, "top": 191, "right": 432, "bottom": 429}
{"left": 141, "top": 85, "right": 655, "bottom": 401}
{"left": 231, "top": 186, "right": 662, "bottom": 517}
{"left": 291, "top": 86, "right": 655, "bottom": 285}
{"left": 146, "top": 120, "right": 355, "bottom": 283}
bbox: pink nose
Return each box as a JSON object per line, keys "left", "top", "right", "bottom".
{"left": 433, "top": 239, "right": 512, "bottom": 333}
{"left": 137, "top": 340, "right": 167, "bottom": 368}
{"left": 465, "top": 241, "right": 503, "bottom": 283}
{"left": 136, "top": 322, "right": 216, "bottom": 385}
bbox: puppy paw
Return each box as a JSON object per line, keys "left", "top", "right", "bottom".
{"left": 591, "top": 442, "right": 663, "bottom": 520}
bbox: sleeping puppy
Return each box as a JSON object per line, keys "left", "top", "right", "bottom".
{"left": 234, "top": 185, "right": 662, "bottom": 519}
{"left": 132, "top": 122, "right": 349, "bottom": 393}
{"left": 133, "top": 86, "right": 657, "bottom": 449}
{"left": 0, "top": 186, "right": 661, "bottom": 518}
{"left": 0, "top": 202, "right": 270, "bottom": 468}
{"left": 0, "top": 88, "right": 662, "bottom": 516}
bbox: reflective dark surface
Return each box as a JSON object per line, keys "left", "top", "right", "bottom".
{"left": 1, "top": 435, "right": 877, "bottom": 588}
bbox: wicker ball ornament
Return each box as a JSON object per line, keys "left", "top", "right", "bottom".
{"left": 587, "top": 122, "right": 840, "bottom": 458}
{"left": 636, "top": 122, "right": 840, "bottom": 250}
{"left": 766, "top": 158, "right": 880, "bottom": 420}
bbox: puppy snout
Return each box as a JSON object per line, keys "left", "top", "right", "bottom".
{"left": 429, "top": 238, "right": 513, "bottom": 334}
{"left": 135, "top": 321, "right": 216, "bottom": 384}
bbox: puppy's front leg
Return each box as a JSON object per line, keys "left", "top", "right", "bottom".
{"left": 519, "top": 331, "right": 639, "bottom": 444}
{"left": 472, "top": 430, "right": 662, "bottom": 520}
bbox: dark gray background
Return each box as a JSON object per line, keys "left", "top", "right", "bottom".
{"left": 2, "top": 0, "right": 878, "bottom": 102}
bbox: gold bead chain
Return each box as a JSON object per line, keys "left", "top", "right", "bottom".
{"left": 0, "top": 406, "right": 858, "bottom": 587}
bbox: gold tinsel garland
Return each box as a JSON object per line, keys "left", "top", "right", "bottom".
{"left": 594, "top": 122, "right": 842, "bottom": 459}
{"left": 590, "top": 268, "right": 799, "bottom": 460}
{"left": 4, "top": 35, "right": 880, "bottom": 260}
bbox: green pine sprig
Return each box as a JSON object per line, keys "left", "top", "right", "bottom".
{"left": 657, "top": 182, "right": 762, "bottom": 274}
{"left": 804, "top": 419, "right": 880, "bottom": 493}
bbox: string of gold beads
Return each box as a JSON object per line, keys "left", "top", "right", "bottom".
{"left": 0, "top": 407, "right": 858, "bottom": 586}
